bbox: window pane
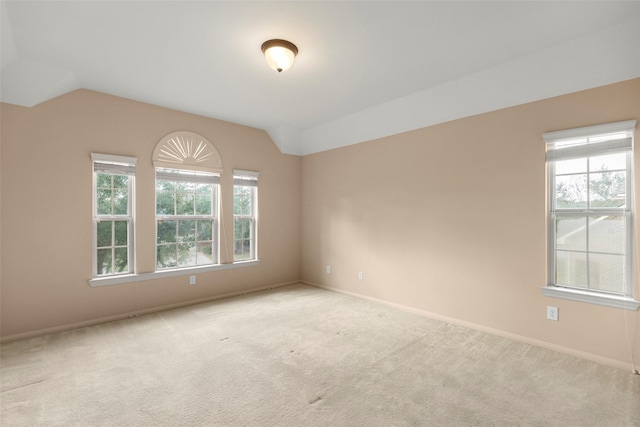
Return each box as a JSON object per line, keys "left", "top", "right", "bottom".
{"left": 555, "top": 158, "right": 587, "bottom": 175}
{"left": 176, "top": 193, "right": 195, "bottom": 215}
{"left": 196, "top": 194, "right": 212, "bottom": 215}
{"left": 113, "top": 189, "right": 128, "bottom": 215}
{"left": 234, "top": 187, "right": 251, "bottom": 215}
{"left": 589, "top": 171, "right": 625, "bottom": 208}
{"left": 97, "top": 248, "right": 113, "bottom": 275}
{"left": 234, "top": 240, "right": 245, "bottom": 259}
{"left": 113, "top": 175, "right": 128, "bottom": 189}
{"left": 97, "top": 189, "right": 112, "bottom": 215}
{"left": 553, "top": 137, "right": 587, "bottom": 149}
{"left": 556, "top": 216, "right": 586, "bottom": 251}
{"left": 177, "top": 243, "right": 196, "bottom": 267}
{"left": 196, "top": 183, "right": 212, "bottom": 194}
{"left": 555, "top": 251, "right": 587, "bottom": 287}
{"left": 235, "top": 218, "right": 249, "bottom": 239}
{"left": 178, "top": 220, "right": 196, "bottom": 242}
{"left": 97, "top": 221, "right": 112, "bottom": 247}
{"left": 197, "top": 220, "right": 213, "bottom": 241}
{"left": 96, "top": 173, "right": 112, "bottom": 188}
{"left": 555, "top": 175, "right": 587, "bottom": 209}
{"left": 157, "top": 220, "right": 177, "bottom": 244}
{"left": 114, "top": 247, "right": 128, "bottom": 273}
{"left": 589, "top": 253, "right": 625, "bottom": 293}
{"left": 156, "top": 180, "right": 175, "bottom": 192}
{"left": 155, "top": 170, "right": 217, "bottom": 271}
{"left": 157, "top": 244, "right": 177, "bottom": 269}
{"left": 590, "top": 133, "right": 629, "bottom": 144}
{"left": 590, "top": 153, "right": 626, "bottom": 172}
{"left": 156, "top": 191, "right": 175, "bottom": 215}
{"left": 197, "top": 242, "right": 213, "bottom": 264}
{"left": 589, "top": 215, "right": 625, "bottom": 254}
{"left": 176, "top": 181, "right": 196, "bottom": 192}
{"left": 235, "top": 240, "right": 251, "bottom": 261}
{"left": 114, "top": 221, "right": 128, "bottom": 246}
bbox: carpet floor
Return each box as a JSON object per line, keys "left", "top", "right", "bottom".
{"left": 1, "top": 283, "right": 639, "bottom": 426}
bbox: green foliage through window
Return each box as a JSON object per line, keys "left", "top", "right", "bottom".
{"left": 233, "top": 181, "right": 256, "bottom": 261}
{"left": 94, "top": 161, "right": 134, "bottom": 277}
{"left": 155, "top": 169, "right": 217, "bottom": 270}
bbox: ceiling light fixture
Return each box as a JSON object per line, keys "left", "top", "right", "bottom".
{"left": 261, "top": 39, "right": 298, "bottom": 73}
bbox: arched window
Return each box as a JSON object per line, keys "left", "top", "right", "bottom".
{"left": 153, "top": 132, "right": 222, "bottom": 270}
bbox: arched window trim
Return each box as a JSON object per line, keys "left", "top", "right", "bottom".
{"left": 152, "top": 131, "right": 223, "bottom": 174}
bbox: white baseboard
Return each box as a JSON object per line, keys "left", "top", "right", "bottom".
{"left": 1, "top": 280, "right": 301, "bottom": 343}
{"left": 302, "top": 281, "right": 636, "bottom": 373}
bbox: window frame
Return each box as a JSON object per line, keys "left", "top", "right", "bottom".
{"left": 233, "top": 169, "right": 259, "bottom": 262}
{"left": 92, "top": 153, "right": 137, "bottom": 278}
{"left": 543, "top": 120, "right": 639, "bottom": 310}
{"left": 154, "top": 168, "right": 220, "bottom": 271}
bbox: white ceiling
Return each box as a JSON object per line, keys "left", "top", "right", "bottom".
{"left": 2, "top": 1, "right": 640, "bottom": 155}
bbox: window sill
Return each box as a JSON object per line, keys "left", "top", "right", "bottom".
{"left": 89, "top": 260, "right": 260, "bottom": 287}
{"left": 541, "top": 286, "right": 639, "bottom": 310}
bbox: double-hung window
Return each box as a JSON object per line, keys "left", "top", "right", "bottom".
{"left": 545, "top": 120, "right": 636, "bottom": 305}
{"left": 233, "top": 170, "right": 259, "bottom": 261}
{"left": 155, "top": 168, "right": 219, "bottom": 270}
{"left": 92, "top": 153, "right": 136, "bottom": 277}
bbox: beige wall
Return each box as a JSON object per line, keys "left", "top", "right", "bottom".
{"left": 301, "top": 78, "right": 640, "bottom": 370}
{"left": 0, "top": 89, "right": 301, "bottom": 338}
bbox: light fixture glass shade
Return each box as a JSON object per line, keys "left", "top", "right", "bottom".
{"left": 261, "top": 39, "right": 298, "bottom": 73}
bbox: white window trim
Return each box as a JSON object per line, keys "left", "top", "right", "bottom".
{"left": 543, "top": 120, "right": 636, "bottom": 142}
{"left": 88, "top": 260, "right": 259, "bottom": 287}
{"left": 233, "top": 169, "right": 259, "bottom": 262}
{"left": 541, "top": 286, "right": 639, "bottom": 310}
{"left": 233, "top": 169, "right": 260, "bottom": 179}
{"left": 92, "top": 153, "right": 137, "bottom": 166}
{"left": 92, "top": 153, "right": 137, "bottom": 278}
{"left": 542, "top": 120, "right": 639, "bottom": 310}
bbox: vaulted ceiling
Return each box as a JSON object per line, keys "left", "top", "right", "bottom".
{"left": 2, "top": 1, "right": 640, "bottom": 155}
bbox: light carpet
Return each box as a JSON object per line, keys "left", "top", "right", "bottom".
{"left": 1, "top": 284, "right": 639, "bottom": 426}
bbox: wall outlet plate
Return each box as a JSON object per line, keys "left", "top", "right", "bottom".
{"left": 547, "top": 305, "right": 558, "bottom": 321}
{"left": 189, "top": 275, "right": 196, "bottom": 285}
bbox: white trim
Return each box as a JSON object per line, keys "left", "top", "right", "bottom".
{"left": 543, "top": 120, "right": 636, "bottom": 142}
{"left": 155, "top": 168, "right": 220, "bottom": 184}
{"left": 233, "top": 169, "right": 260, "bottom": 178}
{"left": 541, "top": 286, "right": 640, "bottom": 310}
{"left": 91, "top": 153, "right": 137, "bottom": 165}
{"left": 89, "top": 260, "right": 259, "bottom": 287}
{"left": 546, "top": 137, "right": 632, "bottom": 161}
{"left": 233, "top": 169, "right": 259, "bottom": 187}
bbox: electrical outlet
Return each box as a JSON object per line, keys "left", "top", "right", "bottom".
{"left": 358, "top": 272, "right": 363, "bottom": 280}
{"left": 189, "top": 275, "right": 196, "bottom": 285}
{"left": 326, "top": 265, "right": 331, "bottom": 274}
{"left": 546, "top": 305, "right": 558, "bottom": 321}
